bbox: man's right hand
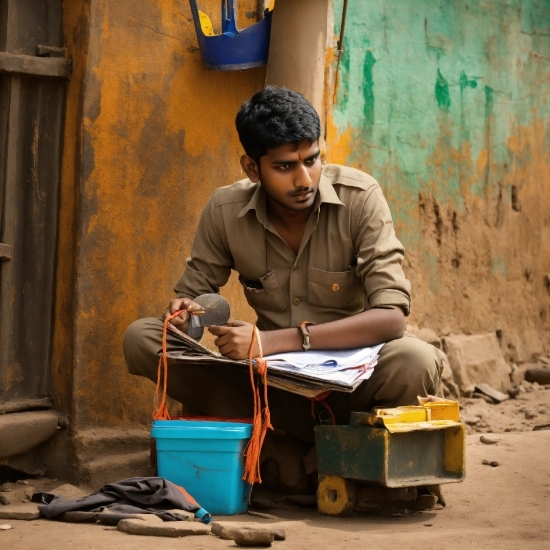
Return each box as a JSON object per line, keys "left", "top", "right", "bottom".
{"left": 163, "top": 297, "right": 203, "bottom": 333}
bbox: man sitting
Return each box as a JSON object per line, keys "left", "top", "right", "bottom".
{"left": 123, "top": 85, "right": 442, "bottom": 477}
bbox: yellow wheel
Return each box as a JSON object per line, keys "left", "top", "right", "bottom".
{"left": 317, "top": 475, "right": 356, "bottom": 516}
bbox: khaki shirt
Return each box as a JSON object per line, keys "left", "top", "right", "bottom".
{"left": 175, "top": 164, "right": 411, "bottom": 331}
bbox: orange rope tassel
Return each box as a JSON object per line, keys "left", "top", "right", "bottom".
{"left": 153, "top": 310, "right": 186, "bottom": 420}
{"left": 242, "top": 326, "right": 273, "bottom": 485}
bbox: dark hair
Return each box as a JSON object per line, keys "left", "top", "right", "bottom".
{"left": 235, "top": 86, "right": 321, "bottom": 163}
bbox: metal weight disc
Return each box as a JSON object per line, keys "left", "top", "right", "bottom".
{"left": 193, "top": 293, "right": 231, "bottom": 327}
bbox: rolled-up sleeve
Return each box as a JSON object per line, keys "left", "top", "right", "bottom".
{"left": 174, "top": 195, "right": 233, "bottom": 299}
{"left": 354, "top": 186, "right": 411, "bottom": 315}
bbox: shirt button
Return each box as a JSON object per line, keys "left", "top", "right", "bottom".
{"left": 293, "top": 298, "right": 301, "bottom": 306}
{"left": 332, "top": 283, "right": 340, "bottom": 291}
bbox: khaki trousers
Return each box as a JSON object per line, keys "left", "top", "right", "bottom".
{"left": 123, "top": 318, "right": 442, "bottom": 443}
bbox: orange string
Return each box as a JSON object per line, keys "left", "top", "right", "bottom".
{"left": 242, "top": 326, "right": 273, "bottom": 485}
{"left": 153, "top": 310, "right": 186, "bottom": 420}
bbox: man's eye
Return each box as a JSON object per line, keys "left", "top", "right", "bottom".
{"left": 305, "top": 156, "right": 318, "bottom": 165}
{"left": 277, "top": 164, "right": 291, "bottom": 171}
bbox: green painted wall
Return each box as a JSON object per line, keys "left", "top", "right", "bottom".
{"left": 327, "top": 0, "right": 550, "bottom": 360}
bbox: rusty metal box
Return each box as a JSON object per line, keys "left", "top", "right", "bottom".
{"left": 315, "top": 401, "right": 466, "bottom": 488}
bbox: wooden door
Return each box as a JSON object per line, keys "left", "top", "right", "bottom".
{"left": 0, "top": 0, "right": 69, "bottom": 414}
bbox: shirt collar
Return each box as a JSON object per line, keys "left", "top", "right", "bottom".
{"left": 237, "top": 171, "right": 345, "bottom": 223}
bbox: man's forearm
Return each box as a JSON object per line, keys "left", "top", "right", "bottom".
{"left": 259, "top": 307, "right": 405, "bottom": 355}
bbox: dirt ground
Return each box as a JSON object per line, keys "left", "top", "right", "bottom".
{"left": 461, "top": 385, "right": 550, "bottom": 434}
{"left": 1, "top": 387, "right": 549, "bottom": 550}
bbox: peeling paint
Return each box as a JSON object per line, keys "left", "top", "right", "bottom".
{"left": 328, "top": 0, "right": 550, "bottom": 357}
{"left": 55, "top": 0, "right": 263, "bottom": 429}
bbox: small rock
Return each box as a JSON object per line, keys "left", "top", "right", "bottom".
{"left": 0, "top": 504, "right": 40, "bottom": 520}
{"left": 525, "top": 411, "right": 537, "bottom": 420}
{"left": 462, "top": 414, "right": 482, "bottom": 426}
{"left": 475, "top": 383, "right": 509, "bottom": 403}
{"left": 507, "top": 387, "right": 521, "bottom": 399}
{"left": 517, "top": 385, "right": 526, "bottom": 393}
{"left": 482, "top": 460, "right": 499, "bottom": 467}
{"left": 480, "top": 435, "right": 498, "bottom": 445}
{"left": 16, "top": 481, "right": 29, "bottom": 486}
{"left": 117, "top": 519, "right": 209, "bottom": 537}
{"left": 472, "top": 392, "right": 494, "bottom": 404}
{"left": 525, "top": 367, "right": 550, "bottom": 386}
{"left": 416, "top": 494, "right": 437, "bottom": 511}
{"left": 0, "top": 494, "right": 10, "bottom": 506}
{"left": 234, "top": 529, "right": 274, "bottom": 547}
{"left": 286, "top": 494, "right": 317, "bottom": 508}
{"left": 533, "top": 424, "right": 550, "bottom": 431}
{"left": 250, "top": 496, "right": 278, "bottom": 510}
{"left": 0, "top": 524, "right": 12, "bottom": 530}
{"left": 211, "top": 522, "right": 285, "bottom": 542}
{"left": 424, "top": 523, "right": 433, "bottom": 527}
{"left": 211, "top": 523, "right": 249, "bottom": 540}
{"left": 211, "top": 522, "right": 238, "bottom": 540}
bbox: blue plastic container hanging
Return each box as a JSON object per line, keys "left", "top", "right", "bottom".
{"left": 188, "top": 0, "right": 273, "bottom": 70}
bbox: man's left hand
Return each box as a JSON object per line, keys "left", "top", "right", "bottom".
{"left": 208, "top": 320, "right": 260, "bottom": 359}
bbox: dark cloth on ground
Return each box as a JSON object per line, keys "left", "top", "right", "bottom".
{"left": 33, "top": 476, "right": 211, "bottom": 523}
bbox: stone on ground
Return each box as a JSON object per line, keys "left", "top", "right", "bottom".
{"left": 233, "top": 529, "right": 274, "bottom": 547}
{"left": 117, "top": 518, "right": 209, "bottom": 537}
{"left": 475, "top": 383, "right": 509, "bottom": 403}
{"left": 525, "top": 367, "right": 550, "bottom": 385}
{"left": 211, "top": 521, "right": 285, "bottom": 541}
{"left": 443, "top": 333, "right": 511, "bottom": 394}
{"left": 0, "top": 504, "right": 40, "bottom": 520}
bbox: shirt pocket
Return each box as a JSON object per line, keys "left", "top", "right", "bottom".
{"left": 308, "top": 267, "right": 363, "bottom": 309}
{"left": 239, "top": 270, "right": 287, "bottom": 312}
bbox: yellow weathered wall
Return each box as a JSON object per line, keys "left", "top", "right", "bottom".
{"left": 55, "top": 0, "right": 263, "bottom": 429}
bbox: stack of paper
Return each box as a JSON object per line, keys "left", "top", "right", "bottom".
{"left": 164, "top": 325, "right": 383, "bottom": 398}
{"left": 263, "top": 345, "right": 383, "bottom": 393}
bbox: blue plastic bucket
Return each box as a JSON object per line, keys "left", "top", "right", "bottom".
{"left": 188, "top": 0, "right": 273, "bottom": 70}
{"left": 151, "top": 420, "right": 253, "bottom": 515}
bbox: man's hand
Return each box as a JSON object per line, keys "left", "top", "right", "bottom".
{"left": 163, "top": 297, "right": 203, "bottom": 333}
{"left": 208, "top": 320, "right": 260, "bottom": 360}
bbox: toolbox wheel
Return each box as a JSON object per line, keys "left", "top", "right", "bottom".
{"left": 317, "top": 475, "right": 356, "bottom": 516}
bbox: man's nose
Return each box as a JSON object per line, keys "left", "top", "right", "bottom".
{"left": 294, "top": 162, "right": 312, "bottom": 187}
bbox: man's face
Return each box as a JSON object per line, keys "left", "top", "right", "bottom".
{"left": 256, "top": 140, "right": 322, "bottom": 213}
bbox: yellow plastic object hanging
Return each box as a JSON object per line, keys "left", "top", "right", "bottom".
{"left": 198, "top": 10, "right": 215, "bottom": 36}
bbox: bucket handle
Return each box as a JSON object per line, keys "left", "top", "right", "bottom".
{"left": 222, "top": 0, "right": 238, "bottom": 35}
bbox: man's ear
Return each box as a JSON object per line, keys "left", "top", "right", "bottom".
{"left": 240, "top": 154, "right": 260, "bottom": 183}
